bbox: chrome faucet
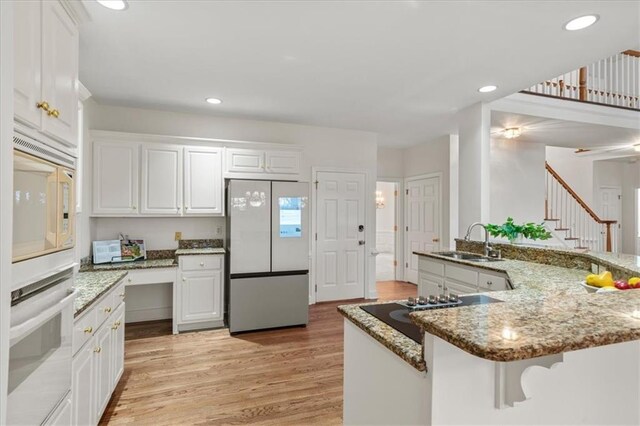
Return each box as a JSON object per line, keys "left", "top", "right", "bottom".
{"left": 464, "top": 222, "right": 493, "bottom": 257}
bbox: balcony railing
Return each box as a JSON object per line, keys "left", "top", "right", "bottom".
{"left": 522, "top": 50, "right": 640, "bottom": 111}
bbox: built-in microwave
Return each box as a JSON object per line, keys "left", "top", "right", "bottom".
{"left": 13, "top": 132, "right": 76, "bottom": 263}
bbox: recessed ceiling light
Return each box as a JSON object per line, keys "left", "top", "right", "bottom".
{"left": 96, "top": 0, "right": 128, "bottom": 11}
{"left": 564, "top": 15, "right": 599, "bottom": 31}
{"left": 503, "top": 127, "right": 522, "bottom": 139}
{"left": 633, "top": 144, "right": 640, "bottom": 152}
{"left": 478, "top": 85, "right": 497, "bottom": 93}
{"left": 206, "top": 98, "right": 222, "bottom": 105}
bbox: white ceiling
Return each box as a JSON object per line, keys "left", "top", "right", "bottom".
{"left": 78, "top": 1, "right": 640, "bottom": 147}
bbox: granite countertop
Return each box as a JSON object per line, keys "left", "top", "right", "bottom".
{"left": 174, "top": 247, "right": 226, "bottom": 256}
{"left": 338, "top": 301, "right": 426, "bottom": 371}
{"left": 409, "top": 250, "right": 640, "bottom": 362}
{"left": 79, "top": 258, "right": 177, "bottom": 272}
{"left": 74, "top": 270, "right": 128, "bottom": 317}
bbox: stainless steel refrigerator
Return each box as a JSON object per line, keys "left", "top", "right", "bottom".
{"left": 226, "top": 180, "right": 309, "bottom": 333}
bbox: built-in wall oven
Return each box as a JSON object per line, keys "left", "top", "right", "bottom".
{"left": 13, "top": 131, "right": 75, "bottom": 264}
{"left": 8, "top": 267, "right": 76, "bottom": 425}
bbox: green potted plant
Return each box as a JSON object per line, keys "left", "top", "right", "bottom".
{"left": 486, "top": 217, "right": 552, "bottom": 244}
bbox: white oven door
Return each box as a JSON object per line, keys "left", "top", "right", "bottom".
{"left": 8, "top": 284, "right": 76, "bottom": 425}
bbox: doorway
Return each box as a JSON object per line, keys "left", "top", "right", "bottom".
{"left": 404, "top": 174, "right": 442, "bottom": 284}
{"left": 375, "top": 181, "right": 397, "bottom": 282}
{"left": 598, "top": 186, "right": 621, "bottom": 252}
{"left": 314, "top": 170, "right": 367, "bottom": 302}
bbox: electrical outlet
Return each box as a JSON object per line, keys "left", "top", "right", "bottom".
{"left": 175, "top": 231, "right": 182, "bottom": 241}
{"left": 216, "top": 226, "right": 223, "bottom": 236}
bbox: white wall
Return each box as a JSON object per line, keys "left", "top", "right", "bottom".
{"left": 490, "top": 138, "right": 546, "bottom": 224}
{"left": 84, "top": 102, "right": 380, "bottom": 297}
{"left": 375, "top": 181, "right": 396, "bottom": 281}
{"left": 377, "top": 146, "right": 404, "bottom": 178}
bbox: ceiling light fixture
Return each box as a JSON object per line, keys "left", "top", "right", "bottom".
{"left": 478, "top": 85, "right": 497, "bottom": 93}
{"left": 96, "top": 0, "right": 128, "bottom": 11}
{"left": 205, "top": 98, "right": 223, "bottom": 105}
{"left": 633, "top": 144, "right": 640, "bottom": 152}
{"left": 564, "top": 15, "right": 599, "bottom": 31}
{"left": 503, "top": 127, "right": 522, "bottom": 139}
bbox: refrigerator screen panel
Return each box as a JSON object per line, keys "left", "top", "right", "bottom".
{"left": 279, "top": 197, "right": 302, "bottom": 238}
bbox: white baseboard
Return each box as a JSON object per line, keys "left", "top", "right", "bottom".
{"left": 177, "top": 319, "right": 224, "bottom": 332}
{"left": 125, "top": 306, "right": 172, "bottom": 323}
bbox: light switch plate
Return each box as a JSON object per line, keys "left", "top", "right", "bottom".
{"left": 175, "top": 231, "right": 182, "bottom": 241}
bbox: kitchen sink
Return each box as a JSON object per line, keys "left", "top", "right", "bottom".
{"left": 433, "top": 251, "right": 504, "bottom": 262}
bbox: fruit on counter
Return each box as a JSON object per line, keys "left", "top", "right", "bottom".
{"left": 585, "top": 271, "right": 614, "bottom": 288}
{"left": 629, "top": 277, "right": 640, "bottom": 287}
{"left": 614, "top": 280, "right": 631, "bottom": 290}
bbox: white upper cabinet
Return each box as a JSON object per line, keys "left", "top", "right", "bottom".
{"left": 141, "top": 145, "right": 183, "bottom": 215}
{"left": 13, "top": 1, "right": 79, "bottom": 147}
{"left": 93, "top": 142, "right": 140, "bottom": 215}
{"left": 226, "top": 148, "right": 301, "bottom": 177}
{"left": 14, "top": 1, "right": 42, "bottom": 128}
{"left": 184, "top": 147, "right": 223, "bottom": 215}
{"left": 226, "top": 148, "right": 265, "bottom": 173}
{"left": 265, "top": 150, "right": 301, "bottom": 174}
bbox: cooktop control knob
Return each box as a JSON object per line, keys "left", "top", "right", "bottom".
{"left": 407, "top": 297, "right": 416, "bottom": 306}
{"left": 438, "top": 294, "right": 448, "bottom": 304}
{"left": 428, "top": 295, "right": 438, "bottom": 304}
{"left": 417, "top": 296, "right": 427, "bottom": 305}
{"left": 449, "top": 294, "right": 459, "bottom": 303}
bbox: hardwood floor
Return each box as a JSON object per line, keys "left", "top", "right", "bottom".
{"left": 100, "top": 281, "right": 416, "bottom": 425}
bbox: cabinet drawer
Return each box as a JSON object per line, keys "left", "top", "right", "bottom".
{"left": 478, "top": 273, "right": 507, "bottom": 291}
{"left": 124, "top": 268, "right": 176, "bottom": 286}
{"left": 445, "top": 279, "right": 478, "bottom": 295}
{"left": 419, "top": 258, "right": 444, "bottom": 277}
{"left": 445, "top": 264, "right": 478, "bottom": 285}
{"left": 72, "top": 309, "right": 97, "bottom": 356}
{"left": 111, "top": 281, "right": 126, "bottom": 309}
{"left": 95, "top": 293, "right": 115, "bottom": 328}
{"left": 180, "top": 255, "right": 222, "bottom": 272}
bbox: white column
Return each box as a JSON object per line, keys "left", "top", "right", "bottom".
{"left": 448, "top": 134, "right": 459, "bottom": 250}
{"left": 457, "top": 102, "right": 491, "bottom": 238}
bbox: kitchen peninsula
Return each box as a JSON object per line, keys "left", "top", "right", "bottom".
{"left": 339, "top": 241, "right": 640, "bottom": 425}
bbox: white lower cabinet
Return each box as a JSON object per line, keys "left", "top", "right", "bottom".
{"left": 177, "top": 255, "right": 224, "bottom": 331}
{"left": 417, "top": 256, "right": 510, "bottom": 296}
{"left": 72, "top": 281, "right": 125, "bottom": 425}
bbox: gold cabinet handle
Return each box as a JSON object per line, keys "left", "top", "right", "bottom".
{"left": 83, "top": 326, "right": 93, "bottom": 334}
{"left": 47, "top": 108, "right": 60, "bottom": 118}
{"left": 94, "top": 347, "right": 101, "bottom": 353}
{"left": 36, "top": 101, "right": 50, "bottom": 112}
{"left": 104, "top": 307, "right": 112, "bottom": 313}
{"left": 120, "top": 292, "right": 126, "bottom": 299}
{"left": 112, "top": 324, "right": 118, "bottom": 330}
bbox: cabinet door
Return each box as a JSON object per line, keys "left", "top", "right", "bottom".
{"left": 93, "top": 142, "right": 140, "bottom": 215}
{"left": 13, "top": 1, "right": 42, "bottom": 128}
{"left": 94, "top": 324, "right": 113, "bottom": 418}
{"left": 418, "top": 272, "right": 443, "bottom": 297}
{"left": 141, "top": 145, "right": 183, "bottom": 215}
{"left": 226, "top": 148, "right": 265, "bottom": 173}
{"left": 184, "top": 147, "right": 223, "bottom": 215}
{"left": 265, "top": 150, "right": 300, "bottom": 174}
{"left": 179, "top": 271, "right": 223, "bottom": 323}
{"left": 444, "top": 279, "right": 478, "bottom": 296}
{"left": 72, "top": 342, "right": 95, "bottom": 426}
{"left": 41, "top": 1, "right": 78, "bottom": 146}
{"left": 110, "top": 303, "right": 125, "bottom": 389}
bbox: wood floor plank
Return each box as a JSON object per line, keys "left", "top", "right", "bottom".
{"left": 99, "top": 281, "right": 416, "bottom": 425}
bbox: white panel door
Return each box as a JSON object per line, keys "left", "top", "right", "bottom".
{"left": 110, "top": 303, "right": 125, "bottom": 389}
{"left": 265, "top": 150, "right": 301, "bottom": 174}
{"left": 226, "top": 148, "right": 265, "bottom": 173}
{"left": 13, "top": 0, "right": 42, "bottom": 129}
{"left": 41, "top": 1, "right": 78, "bottom": 146}
{"left": 229, "top": 180, "right": 272, "bottom": 274}
{"left": 141, "top": 145, "right": 182, "bottom": 215}
{"left": 184, "top": 147, "right": 223, "bottom": 215}
{"left": 316, "top": 171, "right": 366, "bottom": 302}
{"left": 93, "top": 142, "right": 139, "bottom": 215}
{"left": 405, "top": 176, "right": 441, "bottom": 284}
{"left": 94, "top": 324, "right": 113, "bottom": 418}
{"left": 598, "top": 186, "right": 621, "bottom": 251}
{"left": 72, "top": 342, "right": 95, "bottom": 426}
{"left": 179, "top": 272, "right": 222, "bottom": 323}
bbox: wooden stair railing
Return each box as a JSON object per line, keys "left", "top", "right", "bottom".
{"left": 545, "top": 162, "right": 617, "bottom": 252}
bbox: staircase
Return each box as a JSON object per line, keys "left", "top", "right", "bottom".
{"left": 545, "top": 162, "right": 617, "bottom": 252}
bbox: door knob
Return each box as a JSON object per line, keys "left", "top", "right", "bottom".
{"left": 432, "top": 238, "right": 440, "bottom": 243}
{"left": 358, "top": 240, "right": 365, "bottom": 245}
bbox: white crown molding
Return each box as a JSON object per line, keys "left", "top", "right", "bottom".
{"left": 59, "top": 0, "right": 91, "bottom": 25}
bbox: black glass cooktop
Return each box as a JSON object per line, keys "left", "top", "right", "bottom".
{"left": 360, "top": 295, "right": 503, "bottom": 344}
